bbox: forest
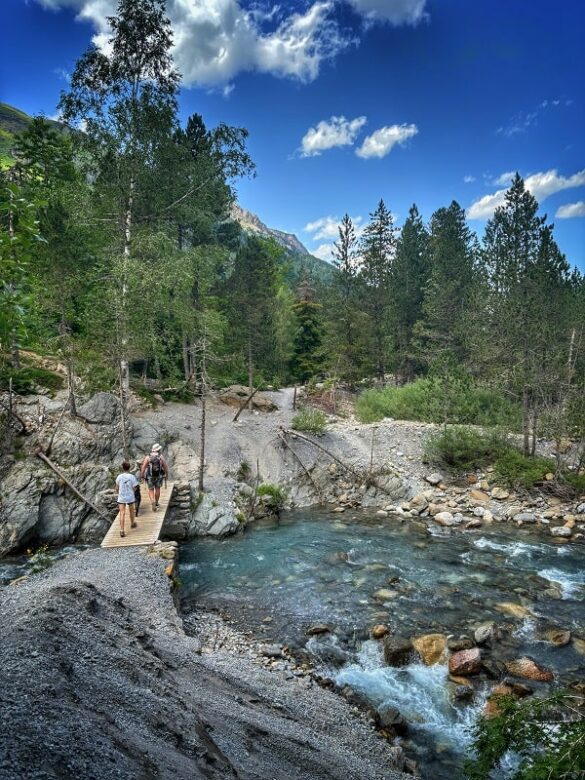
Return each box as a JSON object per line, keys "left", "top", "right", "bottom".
{"left": 1, "top": 0, "right": 584, "bottom": 468}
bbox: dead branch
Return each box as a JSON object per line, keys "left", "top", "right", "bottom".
{"left": 35, "top": 450, "right": 110, "bottom": 522}
{"left": 233, "top": 387, "right": 260, "bottom": 422}
{"left": 280, "top": 427, "right": 361, "bottom": 478}
{"left": 0, "top": 398, "right": 30, "bottom": 434}
{"left": 277, "top": 431, "right": 322, "bottom": 502}
{"left": 45, "top": 403, "right": 68, "bottom": 457}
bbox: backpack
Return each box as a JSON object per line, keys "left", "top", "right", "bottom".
{"left": 147, "top": 453, "right": 163, "bottom": 480}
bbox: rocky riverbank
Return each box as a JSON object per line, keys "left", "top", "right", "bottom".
{"left": 1, "top": 385, "right": 583, "bottom": 557}
{"left": 0, "top": 545, "right": 410, "bottom": 780}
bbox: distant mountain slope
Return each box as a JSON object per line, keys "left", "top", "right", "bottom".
{"left": 0, "top": 102, "right": 64, "bottom": 168}
{"left": 231, "top": 204, "right": 333, "bottom": 282}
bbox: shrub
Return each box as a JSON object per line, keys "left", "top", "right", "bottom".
{"left": 0, "top": 364, "right": 64, "bottom": 395}
{"left": 425, "top": 426, "right": 508, "bottom": 470}
{"left": 256, "top": 483, "right": 286, "bottom": 509}
{"left": 236, "top": 461, "right": 252, "bottom": 481}
{"left": 494, "top": 449, "right": 556, "bottom": 489}
{"left": 356, "top": 377, "right": 521, "bottom": 429}
{"left": 464, "top": 691, "right": 585, "bottom": 780}
{"left": 27, "top": 544, "right": 54, "bottom": 573}
{"left": 292, "top": 407, "right": 327, "bottom": 435}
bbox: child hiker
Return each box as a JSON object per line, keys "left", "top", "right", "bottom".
{"left": 115, "top": 460, "right": 138, "bottom": 537}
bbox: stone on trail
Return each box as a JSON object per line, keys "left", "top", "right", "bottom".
{"left": 412, "top": 634, "right": 448, "bottom": 666}
{"left": 425, "top": 473, "right": 443, "bottom": 486}
{"left": 504, "top": 657, "right": 554, "bottom": 682}
{"left": 448, "top": 648, "right": 482, "bottom": 676}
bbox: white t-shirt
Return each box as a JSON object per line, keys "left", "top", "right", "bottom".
{"left": 116, "top": 473, "right": 139, "bottom": 504}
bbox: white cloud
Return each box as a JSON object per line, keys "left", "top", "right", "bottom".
{"left": 300, "top": 116, "right": 367, "bottom": 157}
{"left": 305, "top": 214, "right": 365, "bottom": 240}
{"left": 467, "top": 168, "right": 585, "bottom": 220}
{"left": 37, "top": 0, "right": 354, "bottom": 87}
{"left": 345, "top": 0, "right": 427, "bottom": 25}
{"left": 556, "top": 201, "right": 585, "bottom": 219}
{"left": 463, "top": 175, "right": 476, "bottom": 183}
{"left": 492, "top": 171, "right": 516, "bottom": 186}
{"left": 312, "top": 243, "right": 336, "bottom": 262}
{"left": 356, "top": 123, "right": 418, "bottom": 158}
{"left": 497, "top": 98, "right": 573, "bottom": 137}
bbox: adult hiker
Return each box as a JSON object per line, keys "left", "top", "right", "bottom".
{"left": 140, "top": 443, "right": 169, "bottom": 511}
{"left": 115, "top": 460, "right": 138, "bottom": 537}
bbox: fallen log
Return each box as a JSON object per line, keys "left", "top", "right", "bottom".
{"left": 277, "top": 431, "right": 322, "bottom": 502}
{"left": 36, "top": 449, "right": 110, "bottom": 523}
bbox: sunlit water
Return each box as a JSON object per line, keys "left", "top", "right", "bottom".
{"left": 180, "top": 511, "right": 585, "bottom": 778}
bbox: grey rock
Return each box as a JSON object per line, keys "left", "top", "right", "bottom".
{"left": 78, "top": 392, "right": 120, "bottom": 424}
{"left": 425, "top": 473, "right": 443, "bottom": 486}
{"left": 551, "top": 526, "right": 572, "bottom": 537}
{"left": 515, "top": 512, "right": 537, "bottom": 524}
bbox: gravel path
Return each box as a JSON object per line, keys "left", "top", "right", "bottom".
{"left": 0, "top": 547, "right": 409, "bottom": 780}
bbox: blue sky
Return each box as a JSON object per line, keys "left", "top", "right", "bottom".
{"left": 2, "top": 0, "right": 584, "bottom": 268}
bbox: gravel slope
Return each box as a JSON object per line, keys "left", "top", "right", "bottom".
{"left": 0, "top": 547, "right": 408, "bottom": 780}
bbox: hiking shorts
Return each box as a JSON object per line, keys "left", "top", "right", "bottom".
{"left": 147, "top": 475, "right": 164, "bottom": 489}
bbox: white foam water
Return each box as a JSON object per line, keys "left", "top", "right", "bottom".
{"left": 538, "top": 567, "right": 585, "bottom": 599}
{"left": 335, "top": 641, "right": 483, "bottom": 749}
{"left": 473, "top": 537, "right": 537, "bottom": 558}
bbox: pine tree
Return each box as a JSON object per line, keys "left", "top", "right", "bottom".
{"left": 290, "top": 275, "right": 324, "bottom": 383}
{"left": 415, "top": 200, "right": 478, "bottom": 367}
{"left": 359, "top": 199, "right": 396, "bottom": 378}
{"left": 391, "top": 204, "right": 429, "bottom": 381}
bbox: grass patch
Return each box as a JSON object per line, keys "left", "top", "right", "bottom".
{"left": 291, "top": 407, "right": 328, "bottom": 435}
{"left": 257, "top": 483, "right": 287, "bottom": 509}
{"left": 356, "top": 378, "right": 521, "bottom": 428}
{"left": 425, "top": 426, "right": 508, "bottom": 470}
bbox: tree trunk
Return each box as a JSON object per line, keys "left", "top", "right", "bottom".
{"left": 522, "top": 386, "right": 530, "bottom": 457}
{"left": 66, "top": 357, "right": 77, "bottom": 417}
{"left": 198, "top": 390, "right": 206, "bottom": 493}
{"left": 10, "top": 342, "right": 20, "bottom": 370}
{"left": 182, "top": 334, "right": 190, "bottom": 381}
{"left": 247, "top": 337, "right": 254, "bottom": 410}
{"left": 120, "top": 176, "right": 135, "bottom": 393}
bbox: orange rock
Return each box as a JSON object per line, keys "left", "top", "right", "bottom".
{"left": 372, "top": 624, "right": 389, "bottom": 639}
{"left": 469, "top": 489, "right": 489, "bottom": 502}
{"left": 504, "top": 657, "right": 554, "bottom": 682}
{"left": 448, "top": 648, "right": 482, "bottom": 676}
{"left": 412, "top": 634, "right": 448, "bottom": 665}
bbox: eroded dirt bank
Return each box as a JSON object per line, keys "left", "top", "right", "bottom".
{"left": 0, "top": 546, "right": 409, "bottom": 780}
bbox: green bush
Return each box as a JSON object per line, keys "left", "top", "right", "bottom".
{"left": 257, "top": 483, "right": 286, "bottom": 509}
{"left": 425, "top": 426, "right": 508, "bottom": 470}
{"left": 564, "top": 471, "right": 585, "bottom": 494}
{"left": 0, "top": 364, "right": 64, "bottom": 395}
{"left": 291, "top": 407, "right": 327, "bottom": 435}
{"left": 356, "top": 378, "right": 521, "bottom": 429}
{"left": 464, "top": 691, "right": 585, "bottom": 780}
{"left": 494, "top": 449, "right": 556, "bottom": 489}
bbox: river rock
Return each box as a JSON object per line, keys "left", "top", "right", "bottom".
{"left": 577, "top": 503, "right": 585, "bottom": 514}
{"left": 448, "top": 648, "right": 481, "bottom": 676}
{"left": 551, "top": 526, "right": 572, "bottom": 537}
{"left": 490, "top": 487, "right": 510, "bottom": 500}
{"left": 504, "top": 657, "right": 554, "bottom": 682}
{"left": 412, "top": 634, "right": 448, "bottom": 665}
{"left": 485, "top": 684, "right": 515, "bottom": 718}
{"left": 371, "top": 624, "right": 389, "bottom": 639}
{"left": 515, "top": 512, "right": 537, "bottom": 524}
{"left": 469, "top": 490, "right": 489, "bottom": 502}
{"left": 306, "top": 623, "right": 330, "bottom": 636}
{"left": 383, "top": 636, "right": 413, "bottom": 667}
{"left": 374, "top": 589, "right": 399, "bottom": 601}
{"left": 538, "top": 627, "right": 571, "bottom": 646}
{"left": 474, "top": 622, "right": 495, "bottom": 645}
{"left": 377, "top": 706, "right": 408, "bottom": 736}
{"left": 572, "top": 637, "right": 585, "bottom": 655}
{"left": 434, "top": 512, "right": 455, "bottom": 527}
{"left": 425, "top": 473, "right": 443, "bottom": 486}
{"left": 495, "top": 602, "right": 533, "bottom": 620}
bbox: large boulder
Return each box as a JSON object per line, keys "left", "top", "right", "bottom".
{"left": 383, "top": 636, "right": 413, "bottom": 667}
{"left": 219, "top": 385, "right": 277, "bottom": 412}
{"left": 78, "top": 392, "right": 120, "bottom": 424}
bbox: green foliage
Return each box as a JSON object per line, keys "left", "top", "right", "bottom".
{"left": 0, "top": 362, "right": 64, "bottom": 394}
{"left": 494, "top": 449, "right": 556, "bottom": 489}
{"left": 236, "top": 461, "right": 252, "bottom": 481}
{"left": 464, "top": 691, "right": 585, "bottom": 780}
{"left": 356, "top": 376, "right": 521, "bottom": 427}
{"left": 27, "top": 544, "right": 54, "bottom": 573}
{"left": 425, "top": 426, "right": 508, "bottom": 470}
{"left": 292, "top": 406, "right": 328, "bottom": 435}
{"left": 564, "top": 471, "right": 585, "bottom": 494}
{"left": 256, "top": 483, "right": 287, "bottom": 508}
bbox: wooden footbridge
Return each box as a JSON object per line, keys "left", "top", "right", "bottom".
{"left": 101, "top": 482, "right": 175, "bottom": 548}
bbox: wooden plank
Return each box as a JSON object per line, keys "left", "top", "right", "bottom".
{"left": 101, "top": 482, "right": 175, "bottom": 548}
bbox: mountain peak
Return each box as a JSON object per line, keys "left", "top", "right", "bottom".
{"left": 230, "top": 204, "right": 310, "bottom": 257}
